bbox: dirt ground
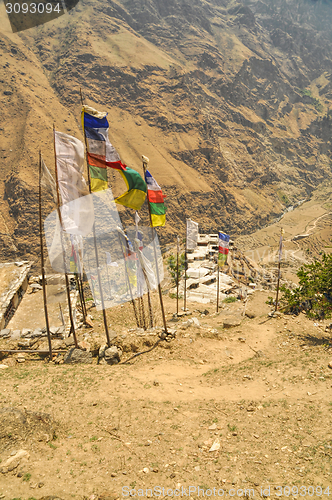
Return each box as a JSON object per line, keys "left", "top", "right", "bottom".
{"left": 2, "top": 189, "right": 332, "bottom": 500}
{"left": 1, "top": 289, "right": 332, "bottom": 500}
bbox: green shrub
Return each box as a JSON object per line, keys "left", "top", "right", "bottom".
{"left": 281, "top": 253, "right": 332, "bottom": 318}
{"left": 167, "top": 253, "right": 186, "bottom": 286}
{"left": 223, "top": 296, "right": 237, "bottom": 303}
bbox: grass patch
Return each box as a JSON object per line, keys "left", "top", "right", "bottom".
{"left": 223, "top": 296, "right": 237, "bottom": 303}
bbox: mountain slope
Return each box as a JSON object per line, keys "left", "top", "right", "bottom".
{"left": 1, "top": 0, "right": 332, "bottom": 261}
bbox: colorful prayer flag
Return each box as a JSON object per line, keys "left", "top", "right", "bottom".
{"left": 218, "top": 232, "right": 230, "bottom": 267}
{"left": 82, "top": 105, "right": 147, "bottom": 209}
{"left": 145, "top": 170, "right": 166, "bottom": 227}
{"left": 116, "top": 167, "right": 147, "bottom": 211}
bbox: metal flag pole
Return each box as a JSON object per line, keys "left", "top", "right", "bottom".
{"left": 80, "top": 92, "right": 111, "bottom": 347}
{"left": 275, "top": 228, "right": 284, "bottom": 312}
{"left": 53, "top": 126, "right": 78, "bottom": 347}
{"left": 38, "top": 151, "right": 53, "bottom": 360}
{"left": 142, "top": 156, "right": 168, "bottom": 335}
{"left": 176, "top": 235, "right": 180, "bottom": 315}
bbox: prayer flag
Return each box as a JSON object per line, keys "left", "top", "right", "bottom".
{"left": 54, "top": 130, "right": 88, "bottom": 203}
{"left": 40, "top": 158, "right": 57, "bottom": 202}
{"left": 218, "top": 232, "right": 230, "bottom": 267}
{"left": 54, "top": 130, "right": 94, "bottom": 236}
{"left": 82, "top": 105, "right": 147, "bottom": 209}
{"left": 186, "top": 219, "right": 199, "bottom": 250}
{"left": 145, "top": 170, "right": 166, "bottom": 227}
{"left": 116, "top": 167, "right": 147, "bottom": 211}
{"left": 278, "top": 232, "right": 283, "bottom": 262}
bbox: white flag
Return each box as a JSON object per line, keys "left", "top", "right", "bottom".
{"left": 40, "top": 157, "right": 57, "bottom": 202}
{"left": 54, "top": 130, "right": 94, "bottom": 236}
{"left": 186, "top": 219, "right": 199, "bottom": 251}
{"left": 278, "top": 233, "right": 283, "bottom": 263}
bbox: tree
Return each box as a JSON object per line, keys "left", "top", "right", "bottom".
{"left": 281, "top": 253, "right": 332, "bottom": 318}
{"left": 167, "top": 253, "right": 186, "bottom": 286}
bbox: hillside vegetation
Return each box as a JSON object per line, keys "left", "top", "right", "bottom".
{"left": 1, "top": 0, "right": 332, "bottom": 261}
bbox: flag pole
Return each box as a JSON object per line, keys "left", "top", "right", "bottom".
{"left": 76, "top": 251, "right": 88, "bottom": 322}
{"left": 79, "top": 96, "right": 112, "bottom": 347}
{"left": 137, "top": 296, "right": 143, "bottom": 328}
{"left": 116, "top": 230, "right": 140, "bottom": 328}
{"left": 53, "top": 126, "right": 78, "bottom": 348}
{"left": 140, "top": 295, "right": 146, "bottom": 329}
{"left": 184, "top": 221, "right": 188, "bottom": 312}
{"left": 216, "top": 261, "right": 220, "bottom": 313}
{"left": 176, "top": 235, "right": 180, "bottom": 315}
{"left": 80, "top": 89, "right": 141, "bottom": 339}
{"left": 133, "top": 237, "right": 152, "bottom": 329}
{"left": 142, "top": 157, "right": 168, "bottom": 335}
{"left": 134, "top": 212, "right": 154, "bottom": 328}
{"left": 39, "top": 151, "right": 53, "bottom": 360}
{"left": 75, "top": 274, "right": 87, "bottom": 321}
{"left": 275, "top": 228, "right": 284, "bottom": 312}
{"left": 147, "top": 292, "right": 153, "bottom": 327}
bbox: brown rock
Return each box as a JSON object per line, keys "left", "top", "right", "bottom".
{"left": 223, "top": 318, "right": 242, "bottom": 328}
{"left": 63, "top": 348, "right": 93, "bottom": 364}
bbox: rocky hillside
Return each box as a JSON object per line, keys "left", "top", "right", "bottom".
{"left": 1, "top": 0, "right": 332, "bottom": 262}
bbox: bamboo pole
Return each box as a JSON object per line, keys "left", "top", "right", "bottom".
{"left": 184, "top": 223, "right": 188, "bottom": 312}
{"left": 117, "top": 230, "right": 140, "bottom": 327}
{"left": 176, "top": 235, "right": 179, "bottom": 315}
{"left": 140, "top": 296, "right": 146, "bottom": 330}
{"left": 38, "top": 152, "right": 53, "bottom": 360}
{"left": 0, "top": 350, "right": 67, "bottom": 354}
{"left": 79, "top": 276, "right": 87, "bottom": 317}
{"left": 217, "top": 264, "right": 220, "bottom": 312}
{"left": 147, "top": 290, "right": 153, "bottom": 328}
{"left": 134, "top": 214, "right": 154, "bottom": 327}
{"left": 275, "top": 228, "right": 284, "bottom": 312}
{"left": 142, "top": 157, "right": 168, "bottom": 335}
{"left": 53, "top": 126, "right": 78, "bottom": 347}
{"left": 75, "top": 274, "right": 86, "bottom": 320}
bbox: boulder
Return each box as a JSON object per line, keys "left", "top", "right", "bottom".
{"left": 104, "top": 346, "right": 122, "bottom": 365}
{"left": 0, "top": 329, "right": 11, "bottom": 338}
{"left": 10, "top": 330, "right": 21, "bottom": 340}
{"left": 63, "top": 348, "right": 93, "bottom": 364}
{"left": 0, "top": 449, "right": 30, "bottom": 473}
{"left": 192, "top": 317, "right": 201, "bottom": 327}
{"left": 21, "top": 328, "right": 31, "bottom": 337}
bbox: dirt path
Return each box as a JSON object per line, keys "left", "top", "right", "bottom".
{"left": 1, "top": 292, "right": 332, "bottom": 500}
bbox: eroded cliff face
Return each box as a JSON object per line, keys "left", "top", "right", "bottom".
{"left": 1, "top": 0, "right": 332, "bottom": 261}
